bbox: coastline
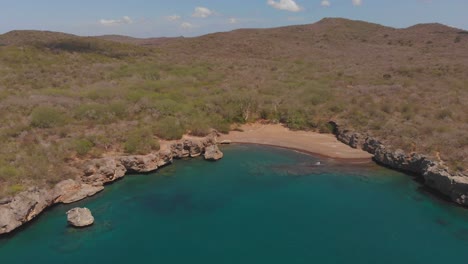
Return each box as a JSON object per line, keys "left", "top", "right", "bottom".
{"left": 227, "top": 142, "right": 373, "bottom": 165}
{"left": 220, "top": 122, "right": 468, "bottom": 208}
{"left": 2, "top": 122, "right": 467, "bottom": 237}
{"left": 218, "top": 123, "right": 373, "bottom": 160}
{"left": 0, "top": 135, "right": 223, "bottom": 236}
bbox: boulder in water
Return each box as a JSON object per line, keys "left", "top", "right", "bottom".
{"left": 66, "top": 207, "right": 94, "bottom": 227}
{"left": 204, "top": 145, "right": 223, "bottom": 161}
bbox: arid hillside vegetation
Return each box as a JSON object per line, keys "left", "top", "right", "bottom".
{"left": 0, "top": 18, "right": 467, "bottom": 197}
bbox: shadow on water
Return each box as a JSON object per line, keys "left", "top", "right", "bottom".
{"left": 134, "top": 191, "right": 224, "bottom": 215}
{"left": 453, "top": 228, "right": 468, "bottom": 241}
{"left": 51, "top": 220, "right": 115, "bottom": 253}
{"left": 141, "top": 192, "right": 193, "bottom": 214}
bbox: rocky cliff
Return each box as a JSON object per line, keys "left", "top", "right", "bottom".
{"left": 331, "top": 122, "right": 468, "bottom": 206}
{"left": 0, "top": 135, "right": 222, "bottom": 235}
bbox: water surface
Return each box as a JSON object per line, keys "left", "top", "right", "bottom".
{"left": 1, "top": 145, "right": 468, "bottom": 263}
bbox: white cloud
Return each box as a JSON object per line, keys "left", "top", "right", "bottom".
{"left": 229, "top": 18, "right": 238, "bottom": 24}
{"left": 167, "top": 15, "right": 181, "bottom": 22}
{"left": 321, "top": 0, "right": 331, "bottom": 7}
{"left": 192, "top": 7, "right": 213, "bottom": 18}
{"left": 352, "top": 0, "right": 363, "bottom": 6}
{"left": 267, "top": 0, "right": 303, "bottom": 12}
{"left": 99, "top": 16, "right": 133, "bottom": 26}
{"left": 180, "top": 22, "right": 195, "bottom": 29}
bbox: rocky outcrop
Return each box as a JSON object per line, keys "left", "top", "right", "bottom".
{"left": 53, "top": 179, "right": 104, "bottom": 204}
{"left": 220, "top": 140, "right": 232, "bottom": 145}
{"left": 171, "top": 136, "right": 216, "bottom": 159}
{"left": 67, "top": 207, "right": 94, "bottom": 227}
{"left": 0, "top": 135, "right": 223, "bottom": 236}
{"left": 0, "top": 187, "right": 54, "bottom": 234}
{"left": 82, "top": 158, "right": 127, "bottom": 185}
{"left": 121, "top": 153, "right": 167, "bottom": 173}
{"left": 204, "top": 145, "right": 224, "bottom": 161}
{"left": 331, "top": 121, "right": 468, "bottom": 206}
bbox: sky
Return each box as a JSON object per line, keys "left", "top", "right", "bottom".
{"left": 0, "top": 0, "right": 467, "bottom": 37}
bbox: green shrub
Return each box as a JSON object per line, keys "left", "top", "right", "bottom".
{"left": 211, "top": 119, "right": 230, "bottom": 134}
{"left": 124, "top": 128, "right": 160, "bottom": 154}
{"left": 0, "top": 165, "right": 20, "bottom": 181}
{"left": 74, "top": 103, "right": 127, "bottom": 123}
{"left": 154, "top": 116, "right": 185, "bottom": 140}
{"left": 72, "top": 138, "right": 95, "bottom": 156}
{"left": 0, "top": 90, "right": 9, "bottom": 101}
{"left": 436, "top": 109, "right": 452, "bottom": 120}
{"left": 317, "top": 122, "right": 334, "bottom": 133}
{"left": 30, "top": 106, "right": 67, "bottom": 128}
{"left": 108, "top": 102, "right": 127, "bottom": 118}
{"left": 285, "top": 112, "right": 308, "bottom": 130}
{"left": 188, "top": 117, "right": 211, "bottom": 137}
{"left": 9, "top": 184, "right": 24, "bottom": 194}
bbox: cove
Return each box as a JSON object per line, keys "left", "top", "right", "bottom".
{"left": 1, "top": 144, "right": 468, "bottom": 264}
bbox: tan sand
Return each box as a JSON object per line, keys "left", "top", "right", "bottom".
{"left": 218, "top": 123, "right": 373, "bottom": 160}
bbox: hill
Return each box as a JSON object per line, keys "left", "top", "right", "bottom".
{"left": 0, "top": 18, "right": 466, "bottom": 197}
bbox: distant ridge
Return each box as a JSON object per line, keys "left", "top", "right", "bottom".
{"left": 95, "top": 35, "right": 182, "bottom": 46}
{"left": 0, "top": 18, "right": 463, "bottom": 47}
{"left": 0, "top": 30, "right": 77, "bottom": 46}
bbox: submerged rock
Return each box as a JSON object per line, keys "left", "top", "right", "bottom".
{"left": 204, "top": 145, "right": 224, "bottom": 161}
{"left": 67, "top": 207, "right": 94, "bottom": 227}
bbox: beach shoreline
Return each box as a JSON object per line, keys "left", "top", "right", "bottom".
{"left": 218, "top": 123, "right": 374, "bottom": 161}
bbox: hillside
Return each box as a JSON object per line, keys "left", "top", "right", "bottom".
{"left": 0, "top": 18, "right": 467, "bottom": 197}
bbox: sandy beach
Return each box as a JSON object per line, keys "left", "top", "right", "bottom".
{"left": 218, "top": 123, "right": 373, "bottom": 160}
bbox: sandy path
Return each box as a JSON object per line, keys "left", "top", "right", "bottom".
{"left": 218, "top": 123, "right": 373, "bottom": 160}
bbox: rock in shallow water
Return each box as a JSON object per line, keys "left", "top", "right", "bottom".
{"left": 66, "top": 207, "right": 94, "bottom": 227}
{"left": 204, "top": 145, "right": 224, "bottom": 161}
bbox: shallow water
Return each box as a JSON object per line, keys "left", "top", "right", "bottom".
{"left": 1, "top": 145, "right": 468, "bottom": 263}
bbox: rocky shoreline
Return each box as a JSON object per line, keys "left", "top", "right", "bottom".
{"left": 330, "top": 122, "right": 468, "bottom": 206}
{"left": 0, "top": 134, "right": 223, "bottom": 236}
{"left": 2, "top": 124, "right": 467, "bottom": 236}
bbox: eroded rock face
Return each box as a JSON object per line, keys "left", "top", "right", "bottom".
{"left": 120, "top": 154, "right": 160, "bottom": 173}
{"left": 204, "top": 145, "right": 224, "bottom": 161}
{"left": 0, "top": 188, "right": 54, "bottom": 234}
{"left": 0, "top": 135, "right": 223, "bottom": 236}
{"left": 66, "top": 207, "right": 94, "bottom": 227}
{"left": 53, "top": 179, "right": 104, "bottom": 204}
{"left": 171, "top": 139, "right": 202, "bottom": 158}
{"left": 170, "top": 135, "right": 218, "bottom": 159}
{"left": 82, "top": 158, "right": 127, "bottom": 184}
{"left": 332, "top": 121, "right": 468, "bottom": 206}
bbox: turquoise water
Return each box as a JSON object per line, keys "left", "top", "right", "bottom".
{"left": 1, "top": 145, "right": 468, "bottom": 263}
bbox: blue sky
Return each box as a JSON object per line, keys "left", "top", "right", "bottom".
{"left": 0, "top": 0, "right": 467, "bottom": 37}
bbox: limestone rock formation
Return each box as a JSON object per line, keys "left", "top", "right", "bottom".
{"left": 53, "top": 179, "right": 104, "bottom": 204}
{"left": 331, "top": 121, "right": 468, "bottom": 206}
{"left": 204, "top": 145, "right": 224, "bottom": 161}
{"left": 121, "top": 154, "right": 160, "bottom": 173}
{"left": 66, "top": 207, "right": 94, "bottom": 227}
{"left": 0, "top": 187, "right": 54, "bottom": 234}
{"left": 119, "top": 149, "right": 174, "bottom": 173}
{"left": 82, "top": 158, "right": 127, "bottom": 184}
{"left": 0, "top": 135, "right": 221, "bottom": 235}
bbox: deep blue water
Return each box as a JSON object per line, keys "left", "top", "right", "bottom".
{"left": 1, "top": 145, "right": 468, "bottom": 264}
